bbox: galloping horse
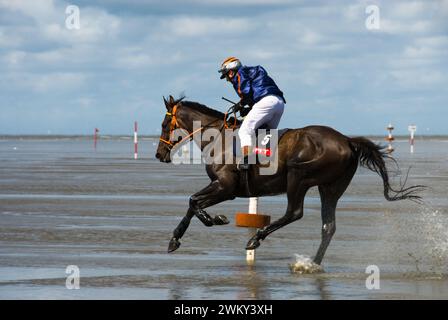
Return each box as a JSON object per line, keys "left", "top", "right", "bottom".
{"left": 155, "top": 95, "right": 423, "bottom": 265}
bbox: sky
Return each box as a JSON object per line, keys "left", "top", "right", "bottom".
{"left": 0, "top": 0, "right": 447, "bottom": 135}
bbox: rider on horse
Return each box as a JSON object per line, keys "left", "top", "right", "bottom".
{"left": 218, "top": 57, "right": 286, "bottom": 170}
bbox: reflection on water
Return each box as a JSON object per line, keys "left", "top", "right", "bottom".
{"left": 0, "top": 137, "right": 447, "bottom": 299}
{"left": 235, "top": 265, "right": 271, "bottom": 300}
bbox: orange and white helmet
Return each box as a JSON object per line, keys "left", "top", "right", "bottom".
{"left": 218, "top": 57, "right": 242, "bottom": 79}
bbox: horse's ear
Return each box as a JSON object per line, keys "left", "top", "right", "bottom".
{"left": 163, "top": 96, "right": 169, "bottom": 109}
{"left": 169, "top": 95, "right": 175, "bottom": 105}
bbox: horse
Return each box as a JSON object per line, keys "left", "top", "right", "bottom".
{"left": 155, "top": 95, "right": 424, "bottom": 265}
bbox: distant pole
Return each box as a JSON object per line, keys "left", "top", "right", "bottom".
{"left": 94, "top": 128, "right": 99, "bottom": 151}
{"left": 408, "top": 125, "right": 417, "bottom": 153}
{"left": 385, "top": 124, "right": 394, "bottom": 153}
{"left": 134, "top": 121, "right": 138, "bottom": 160}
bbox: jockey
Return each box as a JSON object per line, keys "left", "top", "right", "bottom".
{"left": 218, "top": 57, "right": 286, "bottom": 170}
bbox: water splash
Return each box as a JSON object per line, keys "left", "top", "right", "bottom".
{"left": 385, "top": 204, "right": 448, "bottom": 274}
{"left": 416, "top": 206, "right": 448, "bottom": 273}
{"left": 289, "top": 254, "right": 323, "bottom": 274}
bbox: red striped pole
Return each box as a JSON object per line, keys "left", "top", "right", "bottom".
{"left": 134, "top": 121, "right": 138, "bottom": 160}
{"left": 385, "top": 124, "right": 394, "bottom": 153}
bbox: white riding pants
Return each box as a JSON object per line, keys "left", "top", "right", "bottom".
{"left": 238, "top": 95, "right": 285, "bottom": 147}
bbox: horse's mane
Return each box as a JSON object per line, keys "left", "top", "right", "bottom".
{"left": 181, "top": 100, "right": 225, "bottom": 119}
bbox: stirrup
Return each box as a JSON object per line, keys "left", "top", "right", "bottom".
{"left": 237, "top": 156, "right": 250, "bottom": 171}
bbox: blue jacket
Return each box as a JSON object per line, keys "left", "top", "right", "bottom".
{"left": 231, "top": 65, "right": 285, "bottom": 107}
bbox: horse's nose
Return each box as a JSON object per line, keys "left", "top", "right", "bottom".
{"left": 155, "top": 152, "right": 161, "bottom": 159}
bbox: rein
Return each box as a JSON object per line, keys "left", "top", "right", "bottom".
{"left": 223, "top": 109, "right": 237, "bottom": 129}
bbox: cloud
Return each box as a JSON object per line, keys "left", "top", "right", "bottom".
{"left": 389, "top": 1, "right": 438, "bottom": 19}
{"left": 191, "top": 0, "right": 297, "bottom": 5}
{"left": 2, "top": 50, "right": 27, "bottom": 67}
{"left": 381, "top": 19, "right": 434, "bottom": 34}
{"left": 114, "top": 46, "right": 184, "bottom": 69}
{"left": 389, "top": 69, "right": 445, "bottom": 88}
{"left": 0, "top": 0, "right": 447, "bottom": 134}
{"left": 161, "top": 16, "right": 254, "bottom": 37}
{"left": 0, "top": 0, "right": 122, "bottom": 46}
{"left": 0, "top": 28, "right": 23, "bottom": 47}
{"left": 403, "top": 44, "right": 444, "bottom": 59}
{"left": 0, "top": 0, "right": 59, "bottom": 23}
{"left": 5, "top": 71, "right": 87, "bottom": 93}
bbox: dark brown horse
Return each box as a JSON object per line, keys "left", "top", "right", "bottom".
{"left": 155, "top": 96, "right": 423, "bottom": 265}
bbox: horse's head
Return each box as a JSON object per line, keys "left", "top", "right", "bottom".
{"left": 156, "top": 95, "right": 229, "bottom": 162}
{"left": 155, "top": 95, "right": 185, "bottom": 163}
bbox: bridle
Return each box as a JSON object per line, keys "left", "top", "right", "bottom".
{"left": 159, "top": 104, "right": 200, "bottom": 150}
{"left": 159, "top": 103, "right": 238, "bottom": 152}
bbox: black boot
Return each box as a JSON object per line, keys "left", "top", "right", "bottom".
{"left": 237, "top": 155, "right": 250, "bottom": 171}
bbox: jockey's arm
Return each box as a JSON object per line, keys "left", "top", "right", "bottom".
{"left": 236, "top": 70, "right": 252, "bottom": 107}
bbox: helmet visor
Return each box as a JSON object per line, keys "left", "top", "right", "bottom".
{"left": 218, "top": 68, "right": 228, "bottom": 79}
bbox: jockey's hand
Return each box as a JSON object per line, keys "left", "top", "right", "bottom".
{"left": 239, "top": 107, "right": 251, "bottom": 117}
{"left": 233, "top": 101, "right": 244, "bottom": 113}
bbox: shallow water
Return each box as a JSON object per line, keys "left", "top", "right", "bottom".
{"left": 0, "top": 137, "right": 447, "bottom": 299}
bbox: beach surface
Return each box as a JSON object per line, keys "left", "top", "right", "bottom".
{"left": 0, "top": 136, "right": 447, "bottom": 299}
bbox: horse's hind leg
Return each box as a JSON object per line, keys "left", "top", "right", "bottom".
{"left": 246, "top": 171, "right": 309, "bottom": 250}
{"left": 312, "top": 191, "right": 337, "bottom": 265}
{"left": 313, "top": 163, "right": 357, "bottom": 265}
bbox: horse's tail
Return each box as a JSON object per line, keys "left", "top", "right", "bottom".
{"left": 349, "top": 137, "right": 425, "bottom": 203}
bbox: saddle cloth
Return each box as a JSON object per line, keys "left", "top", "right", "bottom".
{"left": 233, "top": 127, "right": 291, "bottom": 159}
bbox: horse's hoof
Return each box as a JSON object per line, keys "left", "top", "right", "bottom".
{"left": 246, "top": 239, "right": 260, "bottom": 250}
{"left": 196, "top": 211, "right": 214, "bottom": 227}
{"left": 213, "top": 215, "right": 229, "bottom": 225}
{"left": 168, "top": 238, "right": 181, "bottom": 253}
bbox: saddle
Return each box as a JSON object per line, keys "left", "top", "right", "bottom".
{"left": 236, "top": 127, "right": 291, "bottom": 197}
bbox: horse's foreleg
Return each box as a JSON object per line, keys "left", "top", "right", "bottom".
{"left": 168, "top": 207, "right": 195, "bottom": 252}
{"left": 190, "top": 180, "right": 235, "bottom": 226}
{"left": 168, "top": 180, "right": 235, "bottom": 253}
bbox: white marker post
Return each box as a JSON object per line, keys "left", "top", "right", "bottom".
{"left": 94, "top": 128, "right": 99, "bottom": 151}
{"left": 236, "top": 198, "right": 270, "bottom": 265}
{"left": 134, "top": 121, "right": 138, "bottom": 160}
{"left": 386, "top": 124, "right": 394, "bottom": 153}
{"left": 246, "top": 197, "right": 258, "bottom": 264}
{"left": 182, "top": 144, "right": 190, "bottom": 161}
{"left": 408, "top": 125, "right": 417, "bottom": 153}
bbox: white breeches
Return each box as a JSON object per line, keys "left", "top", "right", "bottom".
{"left": 238, "top": 95, "right": 285, "bottom": 147}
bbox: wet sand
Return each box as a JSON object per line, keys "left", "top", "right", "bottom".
{"left": 0, "top": 137, "right": 447, "bottom": 299}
